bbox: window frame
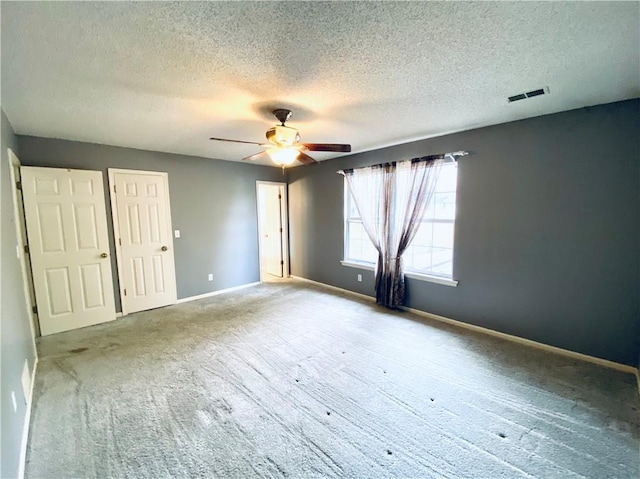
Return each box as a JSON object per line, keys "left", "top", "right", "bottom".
{"left": 341, "top": 162, "right": 459, "bottom": 288}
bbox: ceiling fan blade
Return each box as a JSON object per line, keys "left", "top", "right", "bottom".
{"left": 297, "top": 152, "right": 317, "bottom": 165}
{"left": 210, "top": 137, "right": 263, "bottom": 146}
{"left": 242, "top": 151, "right": 269, "bottom": 162}
{"left": 302, "top": 143, "right": 351, "bottom": 153}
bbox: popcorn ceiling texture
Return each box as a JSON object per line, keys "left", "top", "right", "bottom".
{"left": 26, "top": 281, "right": 639, "bottom": 478}
{"left": 2, "top": 2, "right": 639, "bottom": 165}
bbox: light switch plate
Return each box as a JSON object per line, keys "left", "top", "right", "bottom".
{"left": 174, "top": 230, "right": 181, "bottom": 238}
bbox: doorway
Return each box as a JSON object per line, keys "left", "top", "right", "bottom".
{"left": 256, "top": 181, "right": 288, "bottom": 282}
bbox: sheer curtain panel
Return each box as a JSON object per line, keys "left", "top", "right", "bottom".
{"left": 341, "top": 155, "right": 444, "bottom": 308}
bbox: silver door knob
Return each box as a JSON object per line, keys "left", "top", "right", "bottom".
{"left": 100, "top": 253, "right": 108, "bottom": 258}
{"left": 161, "top": 246, "right": 168, "bottom": 251}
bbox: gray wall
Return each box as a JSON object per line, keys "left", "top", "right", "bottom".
{"left": 288, "top": 99, "right": 640, "bottom": 367}
{"left": 16, "top": 137, "right": 285, "bottom": 311}
{"left": 1, "top": 110, "right": 37, "bottom": 479}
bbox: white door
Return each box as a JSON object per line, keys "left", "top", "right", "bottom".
{"left": 257, "top": 182, "right": 286, "bottom": 278}
{"left": 21, "top": 167, "right": 116, "bottom": 336}
{"left": 109, "top": 169, "right": 176, "bottom": 315}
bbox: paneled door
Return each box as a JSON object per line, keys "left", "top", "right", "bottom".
{"left": 21, "top": 167, "right": 116, "bottom": 336}
{"left": 109, "top": 169, "right": 176, "bottom": 315}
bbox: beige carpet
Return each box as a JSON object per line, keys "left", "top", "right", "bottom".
{"left": 26, "top": 280, "right": 639, "bottom": 478}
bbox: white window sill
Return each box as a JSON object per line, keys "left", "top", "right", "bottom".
{"left": 340, "top": 260, "right": 459, "bottom": 287}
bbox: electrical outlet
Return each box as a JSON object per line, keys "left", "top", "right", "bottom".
{"left": 174, "top": 230, "right": 181, "bottom": 238}
{"left": 208, "top": 274, "right": 213, "bottom": 281}
{"left": 357, "top": 274, "right": 362, "bottom": 282}
{"left": 11, "top": 391, "right": 17, "bottom": 412}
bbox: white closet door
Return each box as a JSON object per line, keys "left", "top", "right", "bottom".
{"left": 21, "top": 167, "right": 116, "bottom": 335}
{"left": 110, "top": 170, "right": 176, "bottom": 314}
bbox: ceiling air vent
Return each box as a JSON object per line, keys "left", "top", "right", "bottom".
{"left": 508, "top": 86, "right": 550, "bottom": 103}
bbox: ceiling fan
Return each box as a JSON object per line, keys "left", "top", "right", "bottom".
{"left": 210, "top": 109, "right": 351, "bottom": 167}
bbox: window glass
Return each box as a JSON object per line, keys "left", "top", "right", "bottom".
{"left": 344, "top": 162, "right": 457, "bottom": 278}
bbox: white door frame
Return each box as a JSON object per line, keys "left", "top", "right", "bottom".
{"left": 7, "top": 149, "right": 39, "bottom": 346}
{"left": 108, "top": 168, "right": 176, "bottom": 315}
{"left": 256, "top": 181, "right": 289, "bottom": 281}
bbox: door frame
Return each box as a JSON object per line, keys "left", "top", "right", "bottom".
{"left": 256, "top": 181, "right": 289, "bottom": 281}
{"left": 6, "top": 149, "right": 39, "bottom": 345}
{"left": 108, "top": 168, "right": 177, "bottom": 316}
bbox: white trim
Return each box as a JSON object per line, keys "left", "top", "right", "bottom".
{"left": 291, "top": 276, "right": 374, "bottom": 302}
{"left": 108, "top": 169, "right": 127, "bottom": 314}
{"left": 176, "top": 282, "right": 260, "bottom": 304}
{"left": 340, "top": 260, "right": 458, "bottom": 287}
{"left": 256, "top": 181, "right": 289, "bottom": 281}
{"left": 290, "top": 276, "right": 639, "bottom": 380}
{"left": 405, "top": 306, "right": 637, "bottom": 375}
{"left": 18, "top": 357, "right": 38, "bottom": 479}
{"left": 340, "top": 260, "right": 375, "bottom": 271}
{"left": 108, "top": 169, "right": 177, "bottom": 315}
{"left": 404, "top": 271, "right": 458, "bottom": 287}
{"left": 7, "top": 149, "right": 40, "bottom": 343}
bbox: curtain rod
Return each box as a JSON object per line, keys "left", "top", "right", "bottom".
{"left": 337, "top": 150, "right": 470, "bottom": 175}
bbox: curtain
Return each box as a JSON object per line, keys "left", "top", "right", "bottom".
{"left": 343, "top": 156, "right": 444, "bottom": 308}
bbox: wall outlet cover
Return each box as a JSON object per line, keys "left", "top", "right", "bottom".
{"left": 208, "top": 274, "right": 213, "bottom": 281}
{"left": 174, "top": 230, "right": 181, "bottom": 238}
{"left": 11, "top": 391, "right": 17, "bottom": 412}
{"left": 357, "top": 274, "right": 362, "bottom": 282}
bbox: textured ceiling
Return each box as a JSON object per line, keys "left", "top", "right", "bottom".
{"left": 1, "top": 2, "right": 639, "bottom": 166}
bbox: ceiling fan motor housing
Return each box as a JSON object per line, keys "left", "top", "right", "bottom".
{"left": 266, "top": 125, "right": 300, "bottom": 146}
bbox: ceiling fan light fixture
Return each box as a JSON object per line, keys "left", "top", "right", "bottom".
{"left": 267, "top": 147, "right": 299, "bottom": 166}
{"left": 273, "top": 125, "right": 300, "bottom": 146}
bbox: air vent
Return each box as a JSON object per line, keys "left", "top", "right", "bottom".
{"left": 508, "top": 86, "right": 550, "bottom": 103}
{"left": 508, "top": 93, "right": 527, "bottom": 103}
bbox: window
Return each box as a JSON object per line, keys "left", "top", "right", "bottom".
{"left": 344, "top": 162, "right": 457, "bottom": 279}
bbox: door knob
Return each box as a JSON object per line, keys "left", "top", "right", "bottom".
{"left": 100, "top": 253, "right": 108, "bottom": 258}
{"left": 161, "top": 246, "right": 168, "bottom": 251}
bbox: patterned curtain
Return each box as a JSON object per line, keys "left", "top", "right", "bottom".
{"left": 342, "top": 156, "right": 444, "bottom": 308}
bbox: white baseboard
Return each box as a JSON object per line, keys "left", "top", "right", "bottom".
{"left": 18, "top": 357, "right": 38, "bottom": 479}
{"left": 291, "top": 276, "right": 640, "bottom": 386}
{"left": 176, "top": 282, "right": 260, "bottom": 304}
{"left": 292, "top": 276, "right": 374, "bottom": 302}
{"left": 404, "top": 306, "right": 637, "bottom": 375}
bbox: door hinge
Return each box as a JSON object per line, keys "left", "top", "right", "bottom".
{"left": 280, "top": 260, "right": 284, "bottom": 265}
{"left": 279, "top": 227, "right": 283, "bottom": 233}
{"left": 124, "top": 289, "right": 127, "bottom": 296}
{"left": 278, "top": 194, "right": 281, "bottom": 199}
{"left": 24, "top": 244, "right": 30, "bottom": 254}
{"left": 113, "top": 185, "right": 117, "bottom": 193}
{"left": 16, "top": 181, "right": 22, "bottom": 191}
{"left": 118, "top": 238, "right": 122, "bottom": 245}
{"left": 32, "top": 305, "right": 38, "bottom": 314}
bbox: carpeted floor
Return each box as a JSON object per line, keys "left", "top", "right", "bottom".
{"left": 26, "top": 280, "right": 639, "bottom": 478}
